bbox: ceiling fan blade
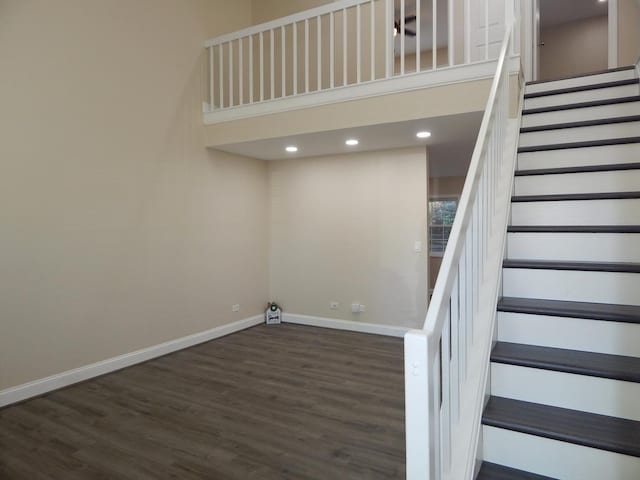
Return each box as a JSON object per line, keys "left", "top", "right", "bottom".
{"left": 404, "top": 15, "right": 417, "bottom": 24}
{"left": 405, "top": 29, "right": 417, "bottom": 37}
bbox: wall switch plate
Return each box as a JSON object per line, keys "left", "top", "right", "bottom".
{"left": 232, "top": 304, "right": 240, "bottom": 312}
{"left": 330, "top": 301, "right": 339, "bottom": 310}
{"left": 414, "top": 241, "right": 423, "bottom": 253}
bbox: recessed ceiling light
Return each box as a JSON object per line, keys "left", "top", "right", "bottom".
{"left": 416, "top": 131, "right": 432, "bottom": 139}
{"left": 285, "top": 146, "right": 298, "bottom": 153}
{"left": 345, "top": 139, "right": 359, "bottom": 146}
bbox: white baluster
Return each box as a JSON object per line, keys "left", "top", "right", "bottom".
{"left": 343, "top": 8, "right": 348, "bottom": 86}
{"left": 270, "top": 29, "right": 275, "bottom": 100}
{"left": 209, "top": 46, "right": 214, "bottom": 110}
{"left": 400, "top": 0, "right": 405, "bottom": 75}
{"left": 229, "top": 41, "right": 234, "bottom": 106}
{"left": 249, "top": 36, "right": 254, "bottom": 104}
{"left": 259, "top": 32, "right": 264, "bottom": 101}
{"left": 357, "top": 3, "right": 362, "bottom": 83}
{"left": 330, "top": 12, "right": 335, "bottom": 88}
{"left": 370, "top": 0, "right": 376, "bottom": 81}
{"left": 416, "top": 0, "right": 421, "bottom": 72}
{"left": 293, "top": 22, "right": 298, "bottom": 95}
{"left": 218, "top": 44, "right": 224, "bottom": 108}
{"left": 281, "top": 26, "right": 286, "bottom": 97}
{"left": 317, "top": 16, "right": 322, "bottom": 91}
{"left": 448, "top": 0, "right": 455, "bottom": 66}
{"left": 485, "top": 0, "right": 490, "bottom": 60}
{"left": 305, "top": 19, "right": 310, "bottom": 93}
{"left": 433, "top": 0, "right": 438, "bottom": 69}
{"left": 239, "top": 38, "right": 244, "bottom": 105}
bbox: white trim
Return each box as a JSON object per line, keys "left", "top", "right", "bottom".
{"left": 635, "top": 56, "right": 640, "bottom": 78}
{"left": 608, "top": 0, "right": 618, "bottom": 69}
{"left": 0, "top": 315, "right": 263, "bottom": 408}
{"left": 283, "top": 313, "right": 409, "bottom": 338}
{"left": 204, "top": 58, "right": 521, "bottom": 125}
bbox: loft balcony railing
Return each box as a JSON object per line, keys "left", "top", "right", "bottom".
{"left": 203, "top": 0, "right": 519, "bottom": 123}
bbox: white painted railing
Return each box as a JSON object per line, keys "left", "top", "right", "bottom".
{"left": 203, "top": 0, "right": 517, "bottom": 113}
{"left": 404, "top": 20, "right": 521, "bottom": 480}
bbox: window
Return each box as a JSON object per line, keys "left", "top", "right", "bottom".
{"left": 429, "top": 197, "right": 458, "bottom": 256}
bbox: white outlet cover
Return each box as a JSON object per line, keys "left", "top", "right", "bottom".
{"left": 330, "top": 302, "right": 339, "bottom": 309}
{"left": 351, "top": 303, "right": 361, "bottom": 313}
{"left": 232, "top": 304, "right": 240, "bottom": 312}
{"left": 359, "top": 304, "right": 366, "bottom": 312}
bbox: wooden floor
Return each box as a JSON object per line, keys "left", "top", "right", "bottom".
{"left": 0, "top": 324, "right": 405, "bottom": 479}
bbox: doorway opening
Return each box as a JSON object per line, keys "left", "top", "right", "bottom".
{"left": 538, "top": 0, "right": 610, "bottom": 81}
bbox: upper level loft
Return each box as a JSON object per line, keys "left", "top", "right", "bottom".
{"left": 202, "top": 0, "right": 522, "bottom": 136}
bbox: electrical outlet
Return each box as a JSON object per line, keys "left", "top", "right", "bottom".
{"left": 330, "top": 301, "right": 339, "bottom": 310}
{"left": 359, "top": 304, "right": 366, "bottom": 312}
{"left": 232, "top": 304, "right": 240, "bottom": 312}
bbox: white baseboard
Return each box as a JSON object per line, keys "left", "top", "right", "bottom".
{"left": 283, "top": 313, "right": 409, "bottom": 338}
{"left": 0, "top": 315, "right": 263, "bottom": 408}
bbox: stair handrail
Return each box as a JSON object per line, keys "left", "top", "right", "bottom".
{"left": 405, "top": 20, "right": 522, "bottom": 480}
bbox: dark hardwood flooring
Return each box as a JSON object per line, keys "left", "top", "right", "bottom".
{"left": 0, "top": 324, "right": 405, "bottom": 479}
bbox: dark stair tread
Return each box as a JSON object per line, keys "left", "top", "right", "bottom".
{"left": 518, "top": 136, "right": 640, "bottom": 153}
{"left": 507, "top": 225, "right": 640, "bottom": 233}
{"left": 525, "top": 66, "right": 636, "bottom": 86}
{"left": 524, "top": 79, "right": 639, "bottom": 99}
{"left": 491, "top": 342, "right": 640, "bottom": 383}
{"left": 515, "top": 162, "right": 640, "bottom": 176}
{"left": 502, "top": 259, "right": 640, "bottom": 273}
{"left": 482, "top": 397, "right": 640, "bottom": 458}
{"left": 523, "top": 95, "right": 640, "bottom": 115}
{"left": 498, "top": 297, "right": 640, "bottom": 324}
{"left": 477, "top": 462, "right": 557, "bottom": 480}
{"left": 520, "top": 115, "right": 640, "bottom": 133}
{"left": 512, "top": 191, "right": 640, "bottom": 202}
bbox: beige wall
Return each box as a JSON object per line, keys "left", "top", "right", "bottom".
{"left": 428, "top": 176, "right": 465, "bottom": 291}
{"left": 618, "top": 0, "right": 640, "bottom": 66}
{"left": 539, "top": 16, "right": 608, "bottom": 81}
{"left": 269, "top": 147, "right": 428, "bottom": 328}
{"left": 252, "top": 0, "right": 332, "bottom": 24}
{"left": 0, "top": 0, "right": 269, "bottom": 390}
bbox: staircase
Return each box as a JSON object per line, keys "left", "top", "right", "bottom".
{"left": 477, "top": 66, "right": 640, "bottom": 479}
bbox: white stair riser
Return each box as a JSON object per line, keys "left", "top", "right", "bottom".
{"left": 511, "top": 199, "right": 640, "bottom": 226}
{"left": 524, "top": 84, "right": 640, "bottom": 110}
{"left": 525, "top": 70, "right": 638, "bottom": 94}
{"left": 498, "top": 312, "right": 640, "bottom": 357}
{"left": 507, "top": 232, "right": 640, "bottom": 263}
{"left": 503, "top": 268, "right": 640, "bottom": 305}
{"left": 519, "top": 121, "right": 640, "bottom": 148}
{"left": 483, "top": 426, "right": 640, "bottom": 480}
{"left": 522, "top": 101, "right": 640, "bottom": 128}
{"left": 514, "top": 170, "right": 640, "bottom": 196}
{"left": 491, "top": 363, "right": 640, "bottom": 421}
{"left": 518, "top": 143, "right": 640, "bottom": 170}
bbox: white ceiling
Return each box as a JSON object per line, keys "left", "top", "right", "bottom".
{"left": 214, "top": 111, "right": 482, "bottom": 177}
{"left": 540, "top": 0, "right": 608, "bottom": 28}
